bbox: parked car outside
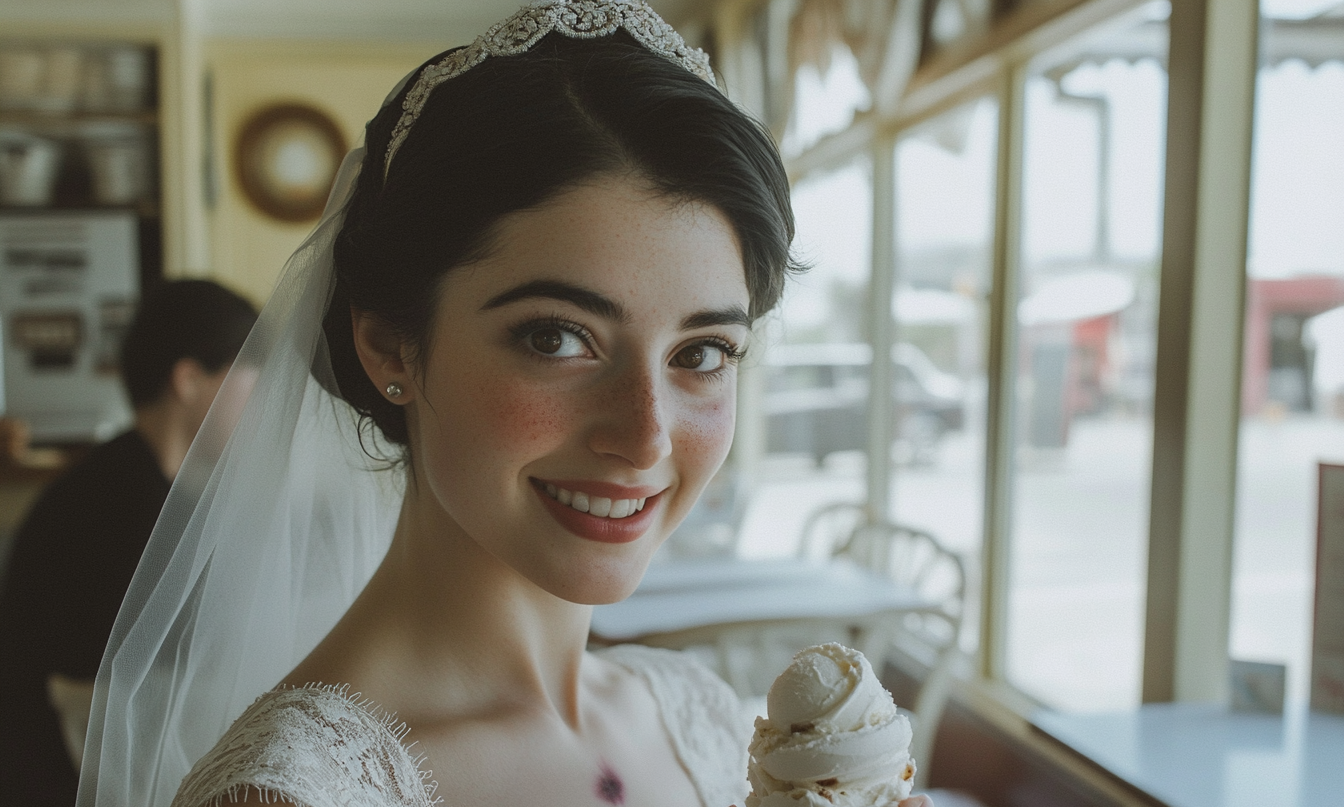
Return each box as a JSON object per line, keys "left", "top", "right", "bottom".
{"left": 764, "top": 342, "right": 965, "bottom": 466}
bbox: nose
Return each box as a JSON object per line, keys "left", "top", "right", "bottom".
{"left": 588, "top": 361, "right": 674, "bottom": 470}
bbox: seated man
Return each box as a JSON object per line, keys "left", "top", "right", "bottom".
{"left": 0, "top": 280, "right": 257, "bottom": 806}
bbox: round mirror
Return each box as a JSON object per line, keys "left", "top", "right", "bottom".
{"left": 234, "top": 103, "right": 346, "bottom": 223}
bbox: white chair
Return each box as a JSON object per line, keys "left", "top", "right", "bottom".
{"left": 692, "top": 503, "right": 965, "bottom": 778}
{"left": 839, "top": 521, "right": 966, "bottom": 633}
{"left": 675, "top": 500, "right": 903, "bottom": 696}
{"left": 796, "top": 500, "right": 867, "bottom": 561}
{"left": 832, "top": 519, "right": 966, "bottom": 780}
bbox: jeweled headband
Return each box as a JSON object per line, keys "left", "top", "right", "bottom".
{"left": 383, "top": 0, "right": 716, "bottom": 177}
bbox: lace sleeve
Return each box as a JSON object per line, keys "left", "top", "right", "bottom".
{"left": 598, "top": 644, "right": 751, "bottom": 807}
{"left": 170, "top": 687, "right": 438, "bottom": 807}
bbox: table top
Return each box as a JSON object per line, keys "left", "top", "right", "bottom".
{"left": 1031, "top": 702, "right": 1344, "bottom": 807}
{"left": 590, "top": 557, "right": 935, "bottom": 642}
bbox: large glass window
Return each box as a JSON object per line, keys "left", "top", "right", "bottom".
{"left": 888, "top": 97, "right": 999, "bottom": 652}
{"left": 1230, "top": 6, "right": 1344, "bottom": 702}
{"left": 1006, "top": 4, "right": 1169, "bottom": 711}
{"left": 738, "top": 157, "right": 874, "bottom": 558}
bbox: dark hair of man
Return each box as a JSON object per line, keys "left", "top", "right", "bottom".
{"left": 324, "top": 32, "right": 803, "bottom": 447}
{"left": 119, "top": 280, "right": 259, "bottom": 408}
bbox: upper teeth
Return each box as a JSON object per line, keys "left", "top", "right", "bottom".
{"left": 544, "top": 483, "right": 646, "bottom": 519}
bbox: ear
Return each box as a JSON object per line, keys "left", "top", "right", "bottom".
{"left": 351, "top": 309, "right": 413, "bottom": 403}
{"left": 169, "top": 358, "right": 209, "bottom": 406}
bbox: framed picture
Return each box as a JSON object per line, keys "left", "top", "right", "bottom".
{"left": 233, "top": 103, "right": 346, "bottom": 223}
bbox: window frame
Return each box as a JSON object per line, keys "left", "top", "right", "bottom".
{"left": 725, "top": 0, "right": 1262, "bottom": 707}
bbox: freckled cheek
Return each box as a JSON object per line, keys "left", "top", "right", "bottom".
{"left": 470, "top": 376, "right": 579, "bottom": 451}
{"left": 674, "top": 396, "right": 737, "bottom": 476}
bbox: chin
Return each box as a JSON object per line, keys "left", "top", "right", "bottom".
{"left": 532, "top": 542, "right": 661, "bottom": 606}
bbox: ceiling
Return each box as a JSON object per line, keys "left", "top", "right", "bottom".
{"left": 203, "top": 0, "right": 711, "bottom": 41}
{"left": 1, "top": 0, "right": 713, "bottom": 42}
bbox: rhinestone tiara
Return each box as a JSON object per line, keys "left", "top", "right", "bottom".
{"left": 383, "top": 0, "right": 716, "bottom": 177}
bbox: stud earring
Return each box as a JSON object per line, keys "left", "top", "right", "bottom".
{"left": 385, "top": 382, "right": 404, "bottom": 399}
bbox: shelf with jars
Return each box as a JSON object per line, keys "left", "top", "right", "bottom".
{"left": 0, "top": 42, "right": 159, "bottom": 215}
{"left": 0, "top": 39, "right": 161, "bottom": 443}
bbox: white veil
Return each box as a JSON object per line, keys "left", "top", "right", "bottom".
{"left": 76, "top": 144, "right": 405, "bottom": 807}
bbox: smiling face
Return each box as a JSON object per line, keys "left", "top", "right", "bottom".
{"left": 386, "top": 175, "right": 749, "bottom": 604}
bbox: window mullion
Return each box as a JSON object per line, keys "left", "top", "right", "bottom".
{"left": 1144, "top": 0, "right": 1259, "bottom": 704}
{"left": 866, "top": 137, "right": 898, "bottom": 523}
{"left": 979, "top": 64, "right": 1026, "bottom": 683}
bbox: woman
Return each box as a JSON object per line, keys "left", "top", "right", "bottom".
{"left": 79, "top": 3, "right": 934, "bottom": 806}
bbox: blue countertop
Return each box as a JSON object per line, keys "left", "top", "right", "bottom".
{"left": 1031, "top": 703, "right": 1344, "bottom": 807}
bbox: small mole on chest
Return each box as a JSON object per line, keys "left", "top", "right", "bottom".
{"left": 595, "top": 763, "right": 625, "bottom": 805}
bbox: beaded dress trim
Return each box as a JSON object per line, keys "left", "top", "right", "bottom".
{"left": 383, "top": 0, "right": 715, "bottom": 176}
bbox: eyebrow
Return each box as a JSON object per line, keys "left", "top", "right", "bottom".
{"left": 681, "top": 306, "right": 750, "bottom": 330}
{"left": 481, "top": 280, "right": 629, "bottom": 323}
{"left": 481, "top": 278, "right": 751, "bottom": 331}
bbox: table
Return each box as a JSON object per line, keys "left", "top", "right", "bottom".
{"left": 1032, "top": 703, "right": 1344, "bottom": 807}
{"left": 590, "top": 556, "right": 937, "bottom": 645}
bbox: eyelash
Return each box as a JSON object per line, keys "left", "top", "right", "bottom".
{"left": 508, "top": 314, "right": 595, "bottom": 357}
{"left": 508, "top": 314, "right": 746, "bottom": 375}
{"left": 691, "top": 337, "right": 747, "bottom": 377}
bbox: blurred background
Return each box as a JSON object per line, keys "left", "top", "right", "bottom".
{"left": 1, "top": 0, "right": 1341, "bottom": 805}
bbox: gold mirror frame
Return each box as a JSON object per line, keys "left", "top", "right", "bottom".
{"left": 233, "top": 103, "right": 346, "bottom": 223}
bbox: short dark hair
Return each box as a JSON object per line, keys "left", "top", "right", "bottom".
{"left": 119, "top": 280, "right": 258, "bottom": 407}
{"left": 324, "top": 32, "right": 802, "bottom": 446}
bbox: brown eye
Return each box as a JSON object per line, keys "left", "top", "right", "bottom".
{"left": 674, "top": 345, "right": 705, "bottom": 368}
{"left": 531, "top": 328, "right": 564, "bottom": 354}
{"left": 672, "top": 344, "right": 726, "bottom": 371}
{"left": 525, "top": 326, "right": 587, "bottom": 357}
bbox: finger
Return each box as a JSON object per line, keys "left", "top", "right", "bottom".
{"left": 896, "top": 795, "right": 933, "bottom": 807}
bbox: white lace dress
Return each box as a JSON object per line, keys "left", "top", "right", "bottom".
{"left": 171, "top": 645, "right": 750, "bottom": 807}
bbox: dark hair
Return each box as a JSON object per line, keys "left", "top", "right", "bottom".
{"left": 120, "top": 280, "right": 258, "bottom": 407}
{"left": 324, "top": 32, "right": 801, "bottom": 446}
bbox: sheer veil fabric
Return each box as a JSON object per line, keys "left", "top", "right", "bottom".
{"left": 77, "top": 144, "right": 406, "bottom": 807}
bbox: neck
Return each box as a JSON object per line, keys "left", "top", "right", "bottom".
{"left": 133, "top": 400, "right": 192, "bottom": 481}
{"left": 323, "top": 475, "right": 596, "bottom": 730}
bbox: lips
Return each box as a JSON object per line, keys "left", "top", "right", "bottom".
{"left": 530, "top": 478, "right": 663, "bottom": 544}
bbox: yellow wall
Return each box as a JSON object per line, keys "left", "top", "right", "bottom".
{"left": 205, "top": 40, "right": 438, "bottom": 306}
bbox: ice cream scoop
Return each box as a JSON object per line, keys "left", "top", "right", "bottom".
{"left": 746, "top": 644, "right": 916, "bottom": 807}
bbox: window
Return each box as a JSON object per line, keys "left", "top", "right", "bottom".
{"left": 1230, "top": 5, "right": 1344, "bottom": 702}
{"left": 889, "top": 97, "right": 999, "bottom": 652}
{"left": 723, "top": 0, "right": 1285, "bottom": 721}
{"left": 1005, "top": 4, "right": 1169, "bottom": 711}
{"left": 738, "top": 157, "right": 874, "bottom": 558}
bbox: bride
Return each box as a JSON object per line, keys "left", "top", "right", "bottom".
{"left": 78, "top": 3, "right": 935, "bottom": 806}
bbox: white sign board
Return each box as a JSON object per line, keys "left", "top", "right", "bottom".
{"left": 0, "top": 212, "right": 138, "bottom": 441}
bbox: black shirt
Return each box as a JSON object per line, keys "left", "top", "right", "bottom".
{"left": 0, "top": 430, "right": 170, "bottom": 806}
